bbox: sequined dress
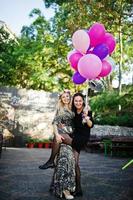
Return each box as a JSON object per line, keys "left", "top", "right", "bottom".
{"left": 52, "top": 108, "right": 76, "bottom": 197}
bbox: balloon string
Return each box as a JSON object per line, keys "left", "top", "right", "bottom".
{"left": 85, "top": 80, "right": 89, "bottom": 108}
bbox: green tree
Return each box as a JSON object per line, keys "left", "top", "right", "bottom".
{"left": 12, "top": 8, "right": 75, "bottom": 91}
{"left": 0, "top": 27, "right": 18, "bottom": 86}
{"left": 1, "top": 1, "right": 132, "bottom": 92}
{"left": 44, "top": 0, "right": 133, "bottom": 91}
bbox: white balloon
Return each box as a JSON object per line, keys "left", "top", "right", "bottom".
{"left": 72, "top": 30, "right": 90, "bottom": 54}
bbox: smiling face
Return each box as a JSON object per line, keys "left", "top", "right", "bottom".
{"left": 60, "top": 92, "right": 71, "bottom": 105}
{"left": 73, "top": 95, "right": 84, "bottom": 111}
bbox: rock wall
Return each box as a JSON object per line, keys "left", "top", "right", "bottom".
{"left": 0, "top": 87, "right": 58, "bottom": 141}
{"left": 91, "top": 125, "right": 133, "bottom": 138}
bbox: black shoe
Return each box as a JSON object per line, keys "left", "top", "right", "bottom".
{"left": 73, "top": 189, "right": 83, "bottom": 197}
{"left": 49, "top": 186, "right": 54, "bottom": 193}
{"left": 39, "top": 162, "right": 55, "bottom": 170}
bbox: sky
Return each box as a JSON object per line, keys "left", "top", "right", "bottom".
{"left": 0, "top": 0, "right": 54, "bottom": 36}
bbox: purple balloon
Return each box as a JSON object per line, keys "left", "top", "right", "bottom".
{"left": 93, "top": 43, "right": 109, "bottom": 60}
{"left": 72, "top": 71, "right": 86, "bottom": 85}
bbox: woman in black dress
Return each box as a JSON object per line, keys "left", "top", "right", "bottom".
{"left": 71, "top": 92, "right": 94, "bottom": 196}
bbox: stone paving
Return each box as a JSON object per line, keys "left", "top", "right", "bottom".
{"left": 0, "top": 148, "right": 133, "bottom": 200}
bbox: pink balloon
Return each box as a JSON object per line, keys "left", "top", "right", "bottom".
{"left": 102, "top": 33, "right": 116, "bottom": 54}
{"left": 88, "top": 23, "right": 106, "bottom": 47}
{"left": 69, "top": 52, "right": 83, "bottom": 70}
{"left": 72, "top": 30, "right": 90, "bottom": 54}
{"left": 99, "top": 60, "right": 112, "bottom": 77}
{"left": 78, "top": 54, "right": 102, "bottom": 80}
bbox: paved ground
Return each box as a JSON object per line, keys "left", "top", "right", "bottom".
{"left": 0, "top": 148, "right": 133, "bottom": 200}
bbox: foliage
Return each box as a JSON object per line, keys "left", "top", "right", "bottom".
{"left": 26, "top": 137, "right": 51, "bottom": 143}
{"left": 0, "top": 1, "right": 133, "bottom": 91}
{"left": 90, "top": 86, "right": 133, "bottom": 127}
{"left": 44, "top": 0, "right": 133, "bottom": 89}
{"left": 0, "top": 27, "right": 18, "bottom": 86}
{"left": 26, "top": 136, "right": 35, "bottom": 143}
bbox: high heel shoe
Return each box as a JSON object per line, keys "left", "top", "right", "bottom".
{"left": 63, "top": 190, "right": 74, "bottom": 200}
{"left": 39, "top": 162, "right": 55, "bottom": 170}
{"left": 73, "top": 189, "right": 83, "bottom": 197}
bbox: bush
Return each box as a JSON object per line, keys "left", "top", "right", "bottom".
{"left": 95, "top": 113, "right": 133, "bottom": 127}
{"left": 90, "top": 89, "right": 133, "bottom": 127}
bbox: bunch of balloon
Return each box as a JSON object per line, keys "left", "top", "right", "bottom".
{"left": 67, "top": 22, "right": 116, "bottom": 85}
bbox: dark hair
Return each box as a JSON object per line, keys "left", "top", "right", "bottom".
{"left": 72, "top": 92, "right": 85, "bottom": 113}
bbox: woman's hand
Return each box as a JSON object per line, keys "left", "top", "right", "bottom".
{"left": 53, "top": 124, "right": 64, "bottom": 143}
{"left": 82, "top": 113, "right": 89, "bottom": 119}
{"left": 82, "top": 110, "right": 93, "bottom": 127}
{"left": 58, "top": 123, "right": 65, "bottom": 129}
{"left": 85, "top": 115, "right": 92, "bottom": 127}
{"left": 82, "top": 108, "right": 89, "bottom": 118}
{"left": 55, "top": 134, "right": 64, "bottom": 143}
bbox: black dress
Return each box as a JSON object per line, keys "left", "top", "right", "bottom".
{"left": 72, "top": 110, "right": 94, "bottom": 153}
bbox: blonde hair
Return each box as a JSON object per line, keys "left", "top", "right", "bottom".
{"left": 56, "top": 91, "right": 72, "bottom": 114}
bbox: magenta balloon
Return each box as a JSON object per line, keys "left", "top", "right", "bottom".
{"left": 72, "top": 71, "right": 86, "bottom": 85}
{"left": 78, "top": 54, "right": 102, "bottom": 80}
{"left": 88, "top": 23, "right": 106, "bottom": 47}
{"left": 67, "top": 49, "right": 78, "bottom": 62}
{"left": 96, "top": 76, "right": 100, "bottom": 80}
{"left": 69, "top": 52, "right": 83, "bottom": 70}
{"left": 72, "top": 29, "right": 90, "bottom": 53}
{"left": 92, "top": 43, "right": 109, "bottom": 60}
{"left": 99, "top": 60, "right": 112, "bottom": 77}
{"left": 102, "top": 33, "right": 116, "bottom": 54}
{"left": 104, "top": 56, "right": 116, "bottom": 70}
